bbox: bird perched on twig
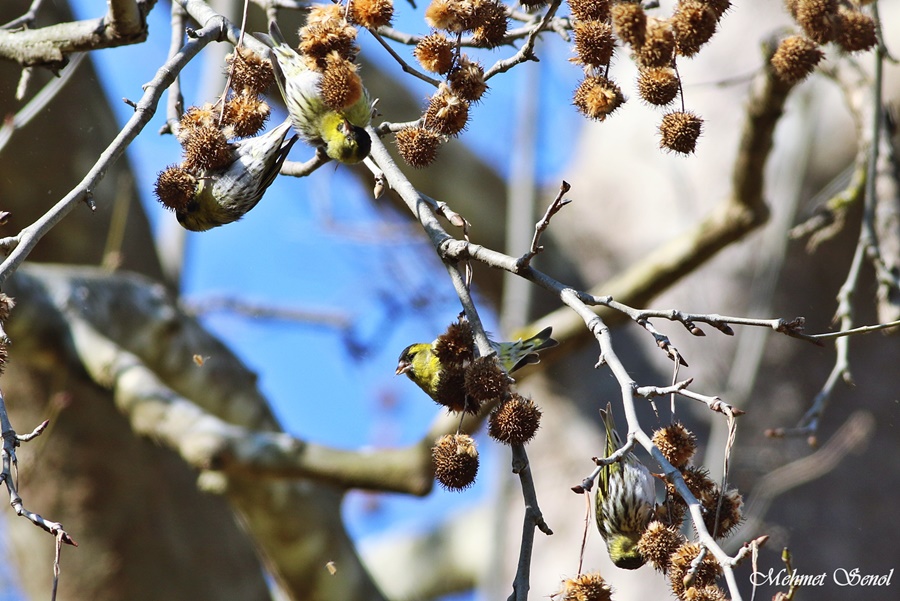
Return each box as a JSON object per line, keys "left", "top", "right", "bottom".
{"left": 396, "top": 326, "right": 557, "bottom": 405}
{"left": 176, "top": 119, "right": 297, "bottom": 231}
{"left": 256, "top": 21, "right": 372, "bottom": 164}
{"left": 595, "top": 403, "right": 656, "bottom": 569}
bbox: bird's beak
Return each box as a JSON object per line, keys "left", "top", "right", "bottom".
{"left": 395, "top": 361, "right": 411, "bottom": 376}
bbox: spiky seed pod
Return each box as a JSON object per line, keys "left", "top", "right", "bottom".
{"left": 567, "top": 0, "right": 610, "bottom": 22}
{"left": 656, "top": 494, "right": 688, "bottom": 529}
{"left": 306, "top": 2, "right": 346, "bottom": 27}
{"left": 223, "top": 93, "right": 270, "bottom": 138}
{"left": 464, "top": 356, "right": 510, "bottom": 402}
{"left": 319, "top": 52, "right": 364, "bottom": 111}
{"left": 432, "top": 434, "right": 479, "bottom": 490}
{"left": 704, "top": 0, "right": 732, "bottom": 20}
{"left": 552, "top": 572, "right": 613, "bottom": 601}
{"left": 669, "top": 542, "right": 722, "bottom": 598}
{"left": 672, "top": 0, "right": 718, "bottom": 57}
{"left": 448, "top": 56, "right": 488, "bottom": 102}
{"left": 835, "top": 7, "right": 877, "bottom": 53}
{"left": 434, "top": 320, "right": 475, "bottom": 365}
{"left": 652, "top": 422, "right": 697, "bottom": 469}
{"left": 639, "top": 18, "right": 676, "bottom": 67}
{"left": 702, "top": 487, "right": 743, "bottom": 538}
{"left": 684, "top": 585, "right": 728, "bottom": 601}
{"left": 155, "top": 166, "right": 198, "bottom": 212}
{"left": 226, "top": 49, "right": 275, "bottom": 95}
{"left": 178, "top": 103, "right": 217, "bottom": 143}
{"left": 771, "top": 35, "right": 823, "bottom": 83}
{"left": 488, "top": 394, "right": 542, "bottom": 445}
{"left": 0, "top": 293, "right": 15, "bottom": 323}
{"left": 349, "top": 0, "right": 394, "bottom": 29}
{"left": 673, "top": 465, "right": 717, "bottom": 505}
{"left": 415, "top": 33, "right": 455, "bottom": 74}
{"left": 573, "top": 75, "right": 625, "bottom": 121}
{"left": 785, "top": 0, "right": 799, "bottom": 17}
{"left": 425, "top": 0, "right": 475, "bottom": 33}
{"left": 659, "top": 111, "right": 703, "bottom": 155}
{"left": 395, "top": 126, "right": 442, "bottom": 167}
{"left": 572, "top": 21, "right": 616, "bottom": 68}
{"left": 637, "top": 67, "right": 680, "bottom": 106}
{"left": 425, "top": 85, "right": 470, "bottom": 136}
{"left": 298, "top": 21, "right": 360, "bottom": 66}
{"left": 472, "top": 0, "right": 508, "bottom": 48}
{"left": 611, "top": 2, "right": 646, "bottom": 48}
{"left": 637, "top": 521, "right": 687, "bottom": 572}
{"left": 181, "top": 125, "right": 233, "bottom": 171}
{"left": 434, "top": 363, "right": 474, "bottom": 413}
{"left": 795, "top": 0, "right": 839, "bottom": 44}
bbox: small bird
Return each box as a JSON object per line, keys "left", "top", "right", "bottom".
{"left": 595, "top": 403, "right": 656, "bottom": 570}
{"left": 395, "top": 326, "right": 557, "bottom": 401}
{"left": 257, "top": 22, "right": 372, "bottom": 164}
{"left": 177, "top": 119, "right": 296, "bottom": 231}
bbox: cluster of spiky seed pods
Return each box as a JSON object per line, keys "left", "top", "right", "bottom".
{"left": 555, "top": 421, "right": 744, "bottom": 601}
{"left": 429, "top": 320, "right": 543, "bottom": 491}
{"left": 771, "top": 0, "right": 877, "bottom": 84}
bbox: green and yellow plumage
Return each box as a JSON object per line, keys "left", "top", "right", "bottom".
{"left": 177, "top": 119, "right": 296, "bottom": 232}
{"left": 257, "top": 22, "right": 372, "bottom": 164}
{"left": 595, "top": 404, "right": 656, "bottom": 570}
{"left": 395, "top": 327, "right": 557, "bottom": 400}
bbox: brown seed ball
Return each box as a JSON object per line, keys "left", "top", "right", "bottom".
{"left": 669, "top": 543, "right": 721, "bottom": 598}
{"left": 637, "top": 521, "right": 686, "bottom": 572}
{"left": 306, "top": 2, "right": 346, "bottom": 27}
{"left": 658, "top": 110, "right": 703, "bottom": 155}
{"left": 320, "top": 53, "right": 364, "bottom": 111}
{"left": 683, "top": 585, "right": 728, "bottom": 601}
{"left": 396, "top": 126, "right": 442, "bottom": 168}
{"left": 299, "top": 21, "right": 360, "bottom": 66}
{"left": 553, "top": 572, "right": 613, "bottom": 601}
{"left": 425, "top": 0, "right": 475, "bottom": 33}
{"left": 464, "top": 356, "right": 510, "bottom": 402}
{"left": 572, "top": 21, "right": 616, "bottom": 68}
{"left": 182, "top": 125, "right": 233, "bottom": 171}
{"left": 771, "top": 35, "right": 823, "bottom": 83}
{"left": 639, "top": 18, "right": 676, "bottom": 68}
{"left": 154, "top": 166, "right": 198, "bottom": 212}
{"left": 472, "top": 0, "right": 508, "bottom": 48}
{"left": 573, "top": 75, "right": 625, "bottom": 121}
{"left": 424, "top": 85, "right": 470, "bottom": 136}
{"left": 671, "top": 465, "right": 717, "bottom": 505}
{"left": 178, "top": 103, "right": 217, "bottom": 143}
{"left": 488, "top": 394, "right": 542, "bottom": 445}
{"left": 223, "top": 93, "right": 270, "bottom": 138}
{"left": 567, "top": 0, "right": 610, "bottom": 22}
{"left": 795, "top": 0, "right": 839, "bottom": 45}
{"left": 652, "top": 422, "right": 697, "bottom": 468}
{"left": 702, "top": 487, "right": 743, "bottom": 539}
{"left": 448, "top": 56, "right": 488, "bottom": 102}
{"left": 349, "top": 0, "right": 394, "bottom": 29}
{"left": 656, "top": 494, "right": 688, "bottom": 529}
{"left": 0, "top": 293, "right": 15, "bottom": 323}
{"left": 835, "top": 7, "right": 877, "bottom": 53}
{"left": 415, "top": 33, "right": 455, "bottom": 74}
{"left": 637, "top": 67, "right": 680, "bottom": 106}
{"left": 432, "top": 434, "right": 479, "bottom": 490}
{"left": 704, "top": 0, "right": 732, "bottom": 20}
{"left": 672, "top": 0, "right": 718, "bottom": 57}
{"left": 226, "top": 48, "right": 274, "bottom": 95}
{"left": 434, "top": 320, "right": 475, "bottom": 365}
{"left": 611, "top": 2, "right": 646, "bottom": 48}
{"left": 434, "top": 364, "right": 475, "bottom": 413}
